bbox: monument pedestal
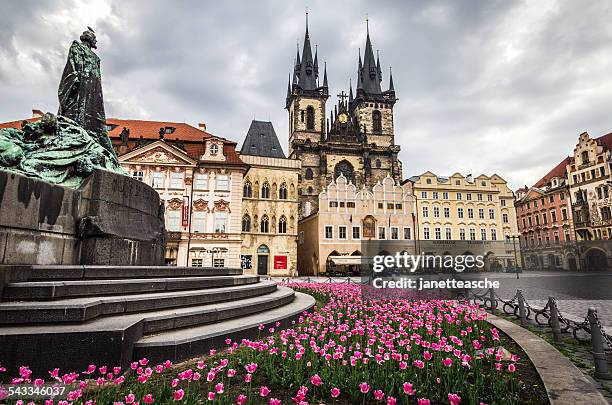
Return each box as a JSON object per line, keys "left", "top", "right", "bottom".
{"left": 0, "top": 169, "right": 164, "bottom": 267}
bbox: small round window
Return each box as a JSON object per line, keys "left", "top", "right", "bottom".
{"left": 210, "top": 143, "right": 219, "bottom": 156}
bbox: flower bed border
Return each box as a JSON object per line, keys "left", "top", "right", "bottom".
{"left": 487, "top": 313, "right": 607, "bottom": 404}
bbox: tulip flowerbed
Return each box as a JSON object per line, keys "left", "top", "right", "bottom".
{"left": 1, "top": 283, "right": 536, "bottom": 405}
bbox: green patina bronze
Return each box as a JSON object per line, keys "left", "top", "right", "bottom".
{"left": 0, "top": 27, "right": 125, "bottom": 188}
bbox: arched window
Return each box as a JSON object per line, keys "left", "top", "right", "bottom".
{"left": 376, "top": 159, "right": 381, "bottom": 168}
{"left": 334, "top": 160, "right": 354, "bottom": 183}
{"left": 307, "top": 186, "right": 313, "bottom": 194}
{"left": 243, "top": 181, "right": 252, "bottom": 198}
{"left": 300, "top": 110, "right": 305, "bottom": 122}
{"left": 278, "top": 216, "right": 287, "bottom": 233}
{"left": 279, "top": 183, "right": 288, "bottom": 199}
{"left": 305, "top": 168, "right": 313, "bottom": 180}
{"left": 261, "top": 182, "right": 270, "bottom": 199}
{"left": 242, "top": 214, "right": 251, "bottom": 232}
{"left": 306, "top": 106, "right": 315, "bottom": 130}
{"left": 372, "top": 110, "right": 382, "bottom": 132}
{"left": 260, "top": 215, "right": 269, "bottom": 233}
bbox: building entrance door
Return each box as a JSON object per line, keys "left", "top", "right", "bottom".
{"left": 257, "top": 255, "right": 268, "bottom": 275}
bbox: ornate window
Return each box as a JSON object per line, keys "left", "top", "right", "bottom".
{"left": 260, "top": 215, "right": 269, "bottom": 233}
{"left": 306, "top": 106, "right": 315, "bottom": 130}
{"left": 209, "top": 143, "right": 219, "bottom": 156}
{"left": 372, "top": 110, "right": 382, "bottom": 132}
{"left": 278, "top": 216, "right": 287, "bottom": 233}
{"left": 243, "top": 181, "right": 252, "bottom": 198}
{"left": 242, "top": 214, "right": 251, "bottom": 232}
{"left": 305, "top": 168, "right": 313, "bottom": 180}
{"left": 261, "top": 182, "right": 270, "bottom": 199}
{"left": 363, "top": 215, "right": 376, "bottom": 239}
{"left": 334, "top": 160, "right": 354, "bottom": 183}
{"left": 279, "top": 183, "right": 288, "bottom": 199}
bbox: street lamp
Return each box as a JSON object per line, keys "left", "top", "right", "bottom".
{"left": 508, "top": 233, "right": 521, "bottom": 279}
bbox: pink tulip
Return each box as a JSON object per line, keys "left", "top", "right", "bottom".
{"left": 387, "top": 396, "right": 397, "bottom": 405}
{"left": 173, "top": 389, "right": 184, "bottom": 401}
{"left": 269, "top": 399, "right": 281, "bottom": 405}
{"left": 359, "top": 382, "right": 371, "bottom": 394}
{"left": 448, "top": 393, "right": 461, "bottom": 405}
{"left": 143, "top": 393, "right": 154, "bottom": 404}
{"left": 331, "top": 387, "right": 341, "bottom": 398}
{"left": 418, "top": 399, "right": 431, "bottom": 405}
{"left": 442, "top": 358, "right": 453, "bottom": 367}
{"left": 208, "top": 392, "right": 215, "bottom": 401}
{"left": 236, "top": 394, "right": 247, "bottom": 404}
{"left": 260, "top": 386, "right": 270, "bottom": 397}
{"left": 215, "top": 383, "right": 224, "bottom": 393}
{"left": 403, "top": 382, "right": 416, "bottom": 395}
{"left": 508, "top": 363, "right": 516, "bottom": 373}
{"left": 374, "top": 389, "right": 385, "bottom": 400}
{"left": 310, "top": 374, "right": 322, "bottom": 386}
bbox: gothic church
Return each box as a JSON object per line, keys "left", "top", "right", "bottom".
{"left": 286, "top": 16, "right": 403, "bottom": 218}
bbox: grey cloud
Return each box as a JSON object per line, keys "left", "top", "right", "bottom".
{"left": 1, "top": 0, "right": 612, "bottom": 189}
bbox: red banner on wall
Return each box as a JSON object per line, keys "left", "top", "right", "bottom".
{"left": 181, "top": 196, "right": 190, "bottom": 227}
{"left": 274, "top": 255, "right": 287, "bottom": 270}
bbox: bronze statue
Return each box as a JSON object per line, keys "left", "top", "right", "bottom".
{"left": 0, "top": 28, "right": 124, "bottom": 187}
{"left": 58, "top": 27, "right": 116, "bottom": 156}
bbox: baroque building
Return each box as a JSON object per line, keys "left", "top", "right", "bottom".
{"left": 286, "top": 18, "right": 402, "bottom": 218}
{"left": 112, "top": 119, "right": 248, "bottom": 267}
{"left": 239, "top": 120, "right": 300, "bottom": 276}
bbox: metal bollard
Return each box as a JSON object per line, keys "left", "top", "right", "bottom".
{"left": 517, "top": 289, "right": 527, "bottom": 327}
{"left": 587, "top": 307, "right": 611, "bottom": 380}
{"left": 489, "top": 288, "right": 496, "bottom": 312}
{"left": 548, "top": 297, "right": 562, "bottom": 342}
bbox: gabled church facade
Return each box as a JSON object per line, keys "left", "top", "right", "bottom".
{"left": 286, "top": 16, "right": 403, "bottom": 218}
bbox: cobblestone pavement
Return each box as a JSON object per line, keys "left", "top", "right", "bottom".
{"left": 273, "top": 271, "right": 612, "bottom": 331}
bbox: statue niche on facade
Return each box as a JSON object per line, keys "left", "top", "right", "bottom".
{"left": 0, "top": 27, "right": 124, "bottom": 188}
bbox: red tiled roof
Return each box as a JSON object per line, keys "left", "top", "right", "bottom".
{"left": 0, "top": 115, "right": 245, "bottom": 165}
{"left": 106, "top": 118, "right": 216, "bottom": 142}
{"left": 533, "top": 156, "right": 571, "bottom": 187}
{"left": 596, "top": 132, "right": 612, "bottom": 150}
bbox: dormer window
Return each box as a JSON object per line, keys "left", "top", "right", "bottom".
{"left": 210, "top": 143, "right": 219, "bottom": 156}
{"left": 164, "top": 126, "right": 176, "bottom": 134}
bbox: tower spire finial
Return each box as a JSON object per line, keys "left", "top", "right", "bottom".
{"left": 366, "top": 14, "right": 369, "bottom": 36}
{"left": 306, "top": 8, "right": 309, "bottom": 34}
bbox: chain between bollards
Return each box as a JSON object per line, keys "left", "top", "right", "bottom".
{"left": 588, "top": 307, "right": 611, "bottom": 380}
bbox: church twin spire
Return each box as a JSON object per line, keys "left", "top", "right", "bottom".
{"left": 286, "top": 13, "right": 394, "bottom": 109}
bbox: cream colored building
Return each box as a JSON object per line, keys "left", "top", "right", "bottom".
{"left": 116, "top": 120, "right": 248, "bottom": 267}
{"left": 410, "top": 172, "right": 521, "bottom": 270}
{"left": 239, "top": 121, "right": 300, "bottom": 276}
{"left": 298, "top": 175, "right": 416, "bottom": 276}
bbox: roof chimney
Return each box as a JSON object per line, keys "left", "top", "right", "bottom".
{"left": 32, "top": 109, "right": 44, "bottom": 118}
{"left": 198, "top": 122, "right": 207, "bottom": 131}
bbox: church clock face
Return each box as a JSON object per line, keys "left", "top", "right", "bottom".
{"left": 338, "top": 113, "right": 348, "bottom": 124}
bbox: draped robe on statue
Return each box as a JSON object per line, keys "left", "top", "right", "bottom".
{"left": 58, "top": 40, "right": 115, "bottom": 155}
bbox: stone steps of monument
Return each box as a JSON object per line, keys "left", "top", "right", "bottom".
{"left": 0, "top": 287, "right": 311, "bottom": 374}
{"left": 1, "top": 265, "right": 242, "bottom": 282}
{"left": 3, "top": 274, "right": 259, "bottom": 300}
{"left": 0, "top": 280, "right": 277, "bottom": 324}
{"left": 133, "top": 291, "right": 315, "bottom": 364}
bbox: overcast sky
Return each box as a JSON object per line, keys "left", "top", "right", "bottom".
{"left": 1, "top": 0, "right": 612, "bottom": 189}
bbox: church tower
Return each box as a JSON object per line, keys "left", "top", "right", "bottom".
{"left": 286, "top": 13, "right": 329, "bottom": 217}
{"left": 288, "top": 17, "right": 402, "bottom": 219}
{"left": 350, "top": 20, "right": 401, "bottom": 180}
{"left": 287, "top": 13, "right": 329, "bottom": 156}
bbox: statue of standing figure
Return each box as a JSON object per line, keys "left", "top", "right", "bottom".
{"left": 0, "top": 27, "right": 124, "bottom": 187}
{"left": 58, "top": 27, "right": 116, "bottom": 156}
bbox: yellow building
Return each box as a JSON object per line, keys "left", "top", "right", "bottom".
{"left": 239, "top": 121, "right": 300, "bottom": 276}
{"left": 298, "top": 175, "right": 416, "bottom": 276}
{"left": 410, "top": 172, "right": 520, "bottom": 270}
